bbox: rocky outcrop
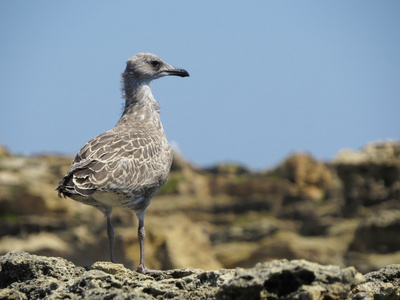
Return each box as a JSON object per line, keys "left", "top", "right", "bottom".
{"left": 350, "top": 264, "right": 400, "bottom": 299}
{"left": 335, "top": 141, "right": 400, "bottom": 216}
{"left": 0, "top": 251, "right": 373, "bottom": 300}
{"left": 0, "top": 141, "right": 399, "bottom": 276}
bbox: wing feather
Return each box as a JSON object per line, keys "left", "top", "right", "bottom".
{"left": 57, "top": 129, "right": 172, "bottom": 198}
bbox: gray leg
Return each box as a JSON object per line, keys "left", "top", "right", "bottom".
{"left": 103, "top": 208, "right": 115, "bottom": 263}
{"left": 107, "top": 215, "right": 115, "bottom": 263}
{"left": 136, "top": 210, "right": 159, "bottom": 274}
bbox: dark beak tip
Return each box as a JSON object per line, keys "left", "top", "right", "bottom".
{"left": 164, "top": 68, "right": 189, "bottom": 77}
{"left": 176, "top": 69, "right": 189, "bottom": 77}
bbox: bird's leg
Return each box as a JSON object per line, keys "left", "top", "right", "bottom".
{"left": 103, "top": 208, "right": 115, "bottom": 263}
{"left": 136, "top": 210, "right": 159, "bottom": 274}
{"left": 107, "top": 215, "right": 115, "bottom": 263}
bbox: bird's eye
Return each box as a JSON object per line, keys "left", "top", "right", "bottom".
{"left": 150, "top": 60, "right": 161, "bottom": 68}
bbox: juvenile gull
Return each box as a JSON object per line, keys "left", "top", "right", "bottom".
{"left": 56, "top": 53, "right": 189, "bottom": 274}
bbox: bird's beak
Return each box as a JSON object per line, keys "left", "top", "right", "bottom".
{"left": 163, "top": 67, "right": 190, "bottom": 77}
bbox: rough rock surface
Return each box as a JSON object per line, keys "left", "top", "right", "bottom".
{"left": 350, "top": 264, "right": 400, "bottom": 299}
{"left": 0, "top": 251, "right": 370, "bottom": 300}
{"left": 1, "top": 141, "right": 399, "bottom": 275}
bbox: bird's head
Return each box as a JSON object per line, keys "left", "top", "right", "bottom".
{"left": 123, "top": 53, "right": 189, "bottom": 83}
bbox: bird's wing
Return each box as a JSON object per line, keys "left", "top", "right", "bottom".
{"left": 57, "top": 130, "right": 172, "bottom": 197}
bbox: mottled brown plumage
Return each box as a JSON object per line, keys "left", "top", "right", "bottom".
{"left": 56, "top": 53, "right": 189, "bottom": 273}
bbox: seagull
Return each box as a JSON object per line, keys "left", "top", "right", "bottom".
{"left": 56, "top": 53, "right": 189, "bottom": 274}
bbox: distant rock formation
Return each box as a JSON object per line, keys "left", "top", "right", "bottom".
{"left": 335, "top": 141, "right": 400, "bottom": 217}
{"left": 0, "top": 141, "right": 399, "bottom": 275}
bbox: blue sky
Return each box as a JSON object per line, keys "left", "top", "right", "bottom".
{"left": 1, "top": 1, "right": 399, "bottom": 169}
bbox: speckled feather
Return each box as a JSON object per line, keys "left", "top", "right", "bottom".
{"left": 57, "top": 128, "right": 172, "bottom": 211}
{"left": 56, "top": 53, "right": 188, "bottom": 215}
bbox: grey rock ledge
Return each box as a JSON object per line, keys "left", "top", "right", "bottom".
{"left": 0, "top": 251, "right": 399, "bottom": 299}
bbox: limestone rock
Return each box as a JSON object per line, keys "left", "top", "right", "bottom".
{"left": 350, "top": 264, "right": 400, "bottom": 299}
{"left": 1, "top": 141, "right": 400, "bottom": 278}
{"left": 0, "top": 145, "right": 10, "bottom": 158}
{"left": 335, "top": 141, "right": 400, "bottom": 216}
{"left": 349, "top": 210, "right": 400, "bottom": 254}
{"left": 219, "top": 259, "right": 364, "bottom": 300}
{"left": 277, "top": 152, "right": 333, "bottom": 200}
{"left": 0, "top": 251, "right": 370, "bottom": 300}
{"left": 335, "top": 141, "right": 400, "bottom": 166}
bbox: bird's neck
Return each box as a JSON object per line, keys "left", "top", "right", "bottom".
{"left": 117, "top": 79, "right": 161, "bottom": 127}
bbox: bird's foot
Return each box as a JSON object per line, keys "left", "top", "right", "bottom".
{"left": 136, "top": 264, "right": 161, "bottom": 274}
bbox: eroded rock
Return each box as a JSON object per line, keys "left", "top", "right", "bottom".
{"left": 1, "top": 141, "right": 399, "bottom": 277}
{"left": 0, "top": 251, "right": 375, "bottom": 300}
{"left": 350, "top": 264, "right": 400, "bottom": 299}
